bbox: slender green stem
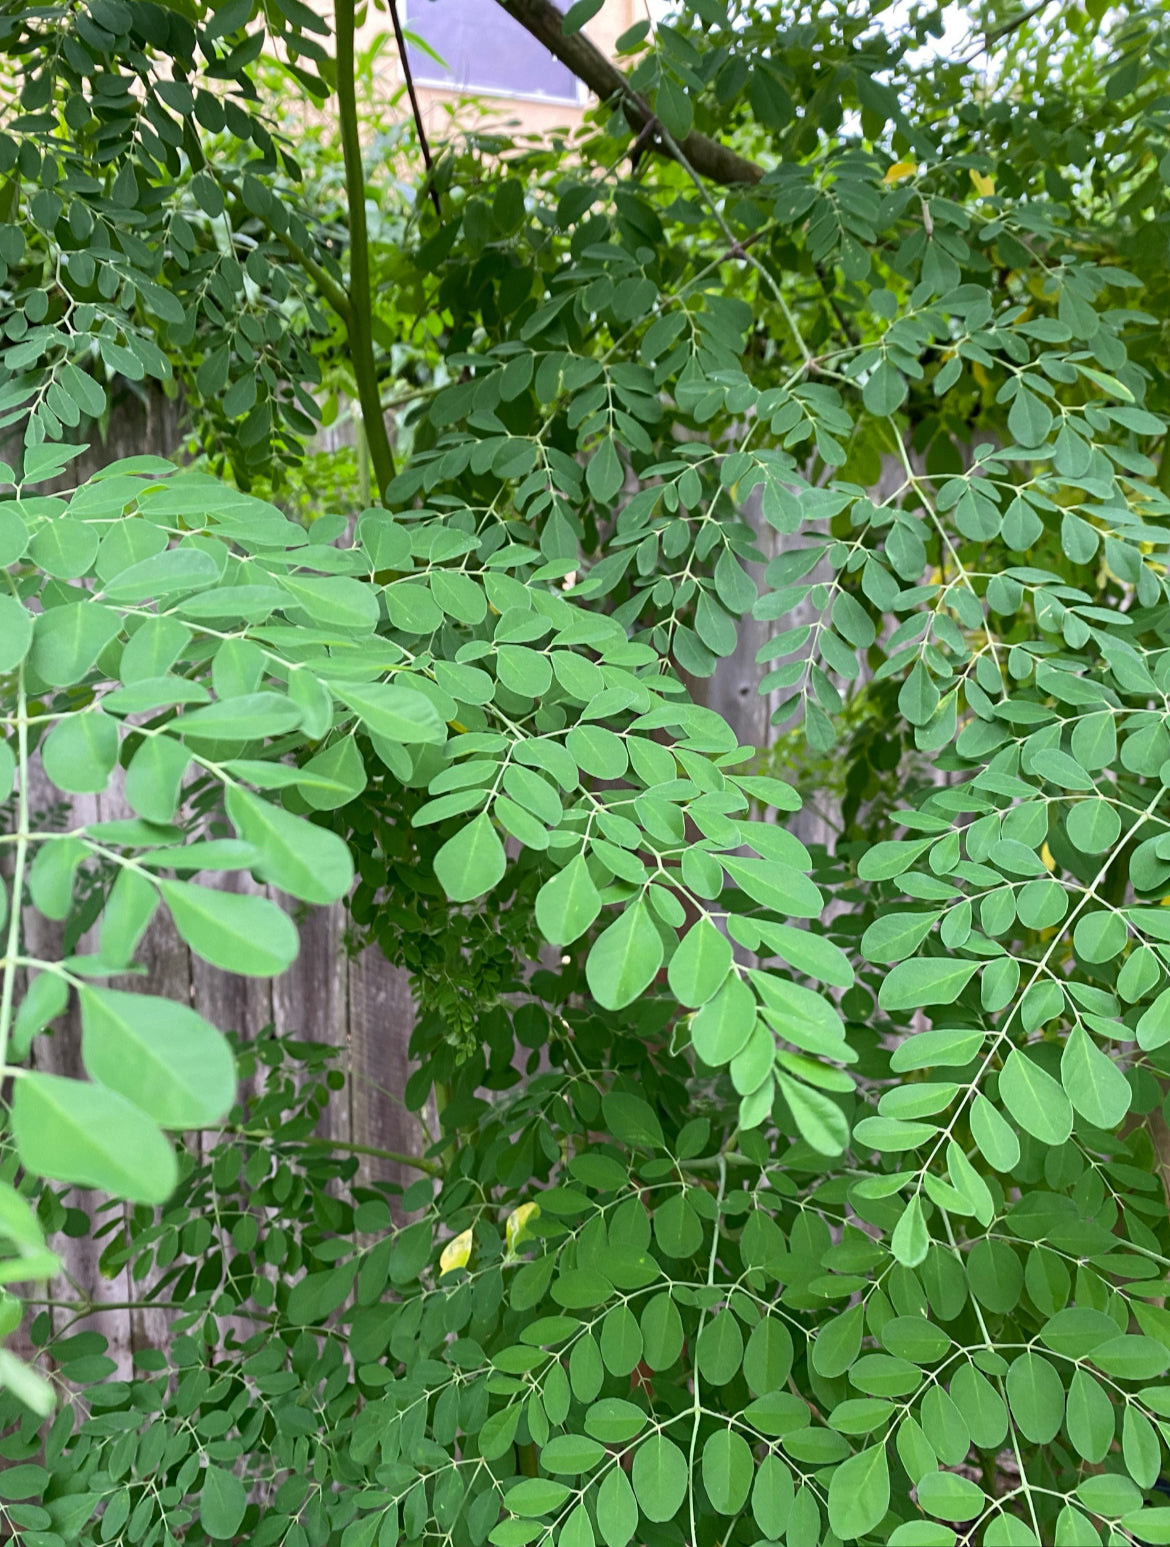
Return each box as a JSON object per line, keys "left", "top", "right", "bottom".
{"left": 0, "top": 668, "right": 29, "bottom": 1069}
{"left": 334, "top": 0, "right": 396, "bottom": 497}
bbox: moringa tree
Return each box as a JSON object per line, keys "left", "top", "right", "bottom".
{"left": 1, "top": 1, "right": 1170, "bottom": 1544}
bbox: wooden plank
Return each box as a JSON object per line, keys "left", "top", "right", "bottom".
{"left": 347, "top": 947, "right": 424, "bottom": 1192}
{"left": 272, "top": 898, "right": 351, "bottom": 1144}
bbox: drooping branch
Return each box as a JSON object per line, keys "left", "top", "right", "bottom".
{"left": 389, "top": 0, "right": 443, "bottom": 219}
{"left": 491, "top": 0, "right": 764, "bottom": 187}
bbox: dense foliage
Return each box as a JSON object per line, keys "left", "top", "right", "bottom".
{"left": 6, "top": 0, "right": 1170, "bottom": 1543}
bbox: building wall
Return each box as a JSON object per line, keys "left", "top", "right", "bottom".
{"left": 358, "top": 0, "right": 642, "bottom": 141}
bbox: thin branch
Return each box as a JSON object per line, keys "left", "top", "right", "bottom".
{"left": 491, "top": 0, "right": 763, "bottom": 187}
{"left": 389, "top": 0, "right": 442, "bottom": 219}
{"left": 222, "top": 1126, "right": 444, "bottom": 1176}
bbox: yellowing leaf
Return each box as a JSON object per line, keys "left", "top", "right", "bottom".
{"left": 884, "top": 160, "right": 917, "bottom": 184}
{"left": 969, "top": 169, "right": 995, "bottom": 196}
{"left": 505, "top": 1201, "right": 540, "bottom": 1254}
{"left": 1040, "top": 842, "right": 1056, "bottom": 873}
{"left": 439, "top": 1228, "right": 473, "bottom": 1275}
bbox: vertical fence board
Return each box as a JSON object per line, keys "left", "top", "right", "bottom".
{"left": 347, "top": 949, "right": 424, "bottom": 1192}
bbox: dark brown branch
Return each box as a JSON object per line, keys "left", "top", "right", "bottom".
{"left": 491, "top": 0, "right": 764, "bottom": 187}
{"left": 389, "top": 0, "right": 442, "bottom": 219}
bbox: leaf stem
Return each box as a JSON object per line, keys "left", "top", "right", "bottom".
{"left": 221, "top": 1126, "right": 442, "bottom": 1176}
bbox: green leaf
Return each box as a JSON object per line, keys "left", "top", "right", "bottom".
{"left": 667, "top": 919, "right": 732, "bottom": 1007}
{"left": 11, "top": 1073, "right": 177, "bottom": 1204}
{"left": 813, "top": 1304, "right": 864, "bottom": 1378}
{"left": 226, "top": 787, "right": 353, "bottom": 904}
{"left": 97, "top": 867, "right": 159, "bottom": 968}
{"left": 1060, "top": 1024, "right": 1131, "bottom": 1128}
{"left": 861, "top": 353, "right": 906, "bottom": 415}
{"left": 1066, "top": 1368, "right": 1114, "bottom": 1463}
{"left": 159, "top": 880, "right": 298, "bottom": 976}
{"left": 1122, "top": 1404, "right": 1160, "bottom": 1488}
{"left": 104, "top": 546, "right": 218, "bottom": 602}
{"left": 288, "top": 669, "right": 334, "bottom": 739}
{"left": 697, "top": 1310, "right": 744, "bottom": 1385}
{"left": 970, "top": 1091, "right": 1020, "bottom": 1171}
{"left": 585, "top": 1404, "right": 650, "bottom": 1447}
{"left": 505, "top": 1477, "right": 572, "bottom": 1518}
{"left": 656, "top": 74, "right": 694, "bottom": 140}
{"left": 586, "top": 899, "right": 664, "bottom": 1010}
{"left": 200, "top": 1466, "right": 247, "bottom": 1540}
{"left": 601, "top": 1091, "right": 664, "bottom": 1148}
{"left": 702, "top": 1428, "right": 753, "bottom": 1515}
{"left": 691, "top": 973, "right": 756, "bottom": 1065}
{"left": 752, "top": 919, "right": 854, "bottom": 986}
{"left": 599, "top": 1304, "right": 643, "bottom": 1375}
{"left": 1075, "top": 1473, "right": 1142, "bottom": 1519}
{"left": 631, "top": 1434, "right": 688, "bottom": 1523}
{"left": 828, "top": 1444, "right": 890, "bottom": 1541}
{"left": 298, "top": 734, "right": 367, "bottom": 810}
{"left": 596, "top": 1468, "right": 638, "bottom": 1547}
{"left": 176, "top": 692, "right": 302, "bottom": 743}
{"left": 562, "top": 0, "right": 603, "bottom": 33}
{"left": 898, "top": 662, "right": 940, "bottom": 726}
{"left": 723, "top": 855, "right": 823, "bottom": 919}
{"left": 29, "top": 517, "right": 99, "bottom": 580}
{"left": 30, "top": 602, "right": 120, "bottom": 685}
{"left": 277, "top": 573, "right": 379, "bottom": 632}
{"left": 860, "top": 910, "right": 939, "bottom": 964}
{"left": 777, "top": 1073, "right": 849, "bottom": 1156}
{"left": 434, "top": 813, "right": 507, "bottom": 902}
{"left": 41, "top": 711, "right": 120, "bottom": 794}
{"left": 1138, "top": 985, "right": 1170, "bottom": 1050}
{"left": 752, "top": 1455, "right": 794, "bottom": 1539}
{"left": 586, "top": 438, "right": 623, "bottom": 503}
{"left": 1008, "top": 387, "right": 1053, "bottom": 446}
{"left": 333, "top": 681, "right": 447, "bottom": 744}
{"left": 28, "top": 836, "right": 88, "bottom": 921}
{"left": 124, "top": 734, "right": 190, "bottom": 823}
{"left": 0, "top": 595, "right": 34, "bottom": 673}
{"left": 1091, "top": 1334, "right": 1170, "bottom": 1379}
{"left": 80, "top": 988, "right": 235, "bottom": 1129}
{"left": 879, "top": 958, "right": 978, "bottom": 1011}
{"left": 536, "top": 854, "right": 601, "bottom": 945}
{"left": 916, "top": 1470, "right": 985, "bottom": 1522}
{"left": 743, "top": 1314, "right": 794, "bottom": 1394}
{"left": 479, "top": 1404, "right": 521, "bottom": 1461}
{"left": 1006, "top": 1351, "right": 1065, "bottom": 1444}
{"left": 998, "top": 1048, "right": 1073, "bottom": 1145}
{"left": 890, "top": 1194, "right": 929, "bottom": 1267}
{"left": 12, "top": 972, "right": 69, "bottom": 1060}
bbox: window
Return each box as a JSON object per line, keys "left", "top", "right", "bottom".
{"left": 401, "top": 0, "right": 584, "bottom": 103}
